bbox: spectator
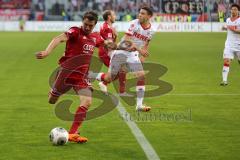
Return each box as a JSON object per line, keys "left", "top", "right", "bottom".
{"left": 2, "top": 0, "right": 239, "bottom": 22}
{"left": 36, "top": 0, "right": 45, "bottom": 11}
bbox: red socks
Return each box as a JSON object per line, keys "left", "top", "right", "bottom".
{"left": 119, "top": 71, "right": 126, "bottom": 93}
{"left": 99, "top": 72, "right": 127, "bottom": 93}
{"left": 69, "top": 106, "right": 88, "bottom": 134}
{"left": 100, "top": 73, "right": 106, "bottom": 81}
{"left": 137, "top": 79, "right": 145, "bottom": 86}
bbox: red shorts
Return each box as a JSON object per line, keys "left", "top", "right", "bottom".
{"left": 98, "top": 46, "right": 110, "bottom": 67}
{"left": 50, "top": 68, "right": 92, "bottom": 97}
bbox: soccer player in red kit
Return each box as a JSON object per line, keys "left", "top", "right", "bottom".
{"left": 36, "top": 11, "right": 116, "bottom": 143}
{"left": 98, "top": 10, "right": 130, "bottom": 96}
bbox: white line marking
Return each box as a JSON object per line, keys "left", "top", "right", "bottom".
{"left": 164, "top": 93, "right": 240, "bottom": 96}
{"left": 116, "top": 101, "right": 160, "bottom": 160}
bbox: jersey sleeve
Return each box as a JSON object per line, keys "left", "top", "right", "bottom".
{"left": 96, "top": 34, "right": 105, "bottom": 47}
{"left": 65, "top": 27, "right": 79, "bottom": 40}
{"left": 125, "top": 20, "right": 137, "bottom": 36}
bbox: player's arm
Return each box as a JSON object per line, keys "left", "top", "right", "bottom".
{"left": 123, "top": 34, "right": 149, "bottom": 57}
{"left": 140, "top": 41, "right": 150, "bottom": 62}
{"left": 36, "top": 33, "right": 68, "bottom": 59}
{"left": 142, "top": 41, "right": 149, "bottom": 53}
{"left": 112, "top": 27, "right": 118, "bottom": 42}
{"left": 96, "top": 34, "right": 117, "bottom": 51}
{"left": 103, "top": 39, "right": 117, "bottom": 51}
{"left": 222, "top": 25, "right": 227, "bottom": 31}
{"left": 123, "top": 34, "right": 132, "bottom": 41}
{"left": 230, "top": 27, "right": 240, "bottom": 34}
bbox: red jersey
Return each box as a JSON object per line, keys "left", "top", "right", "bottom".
{"left": 99, "top": 22, "right": 116, "bottom": 57}
{"left": 100, "top": 21, "right": 116, "bottom": 42}
{"left": 59, "top": 26, "right": 104, "bottom": 77}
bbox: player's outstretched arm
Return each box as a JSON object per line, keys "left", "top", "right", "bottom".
{"left": 36, "top": 33, "right": 68, "bottom": 59}
{"left": 224, "top": 25, "right": 240, "bottom": 34}
{"left": 222, "top": 25, "right": 227, "bottom": 31}
{"left": 121, "top": 35, "right": 137, "bottom": 51}
{"left": 231, "top": 28, "right": 240, "bottom": 34}
{"left": 139, "top": 41, "right": 150, "bottom": 62}
{"left": 104, "top": 39, "right": 117, "bottom": 51}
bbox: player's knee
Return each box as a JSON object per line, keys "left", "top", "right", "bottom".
{"left": 48, "top": 90, "right": 61, "bottom": 104}
{"left": 138, "top": 76, "right": 145, "bottom": 82}
{"left": 105, "top": 74, "right": 116, "bottom": 83}
{"left": 135, "top": 71, "right": 145, "bottom": 79}
{"left": 111, "top": 74, "right": 119, "bottom": 81}
{"left": 48, "top": 95, "right": 59, "bottom": 104}
{"left": 224, "top": 59, "right": 231, "bottom": 66}
{"left": 105, "top": 77, "right": 112, "bottom": 83}
{"left": 119, "top": 69, "right": 126, "bottom": 74}
{"left": 102, "top": 73, "right": 111, "bottom": 83}
{"left": 81, "top": 98, "right": 92, "bottom": 108}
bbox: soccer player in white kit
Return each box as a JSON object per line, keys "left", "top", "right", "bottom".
{"left": 221, "top": 4, "right": 240, "bottom": 86}
{"left": 96, "top": 6, "right": 155, "bottom": 112}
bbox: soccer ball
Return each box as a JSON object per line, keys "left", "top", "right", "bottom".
{"left": 49, "top": 127, "right": 69, "bottom": 145}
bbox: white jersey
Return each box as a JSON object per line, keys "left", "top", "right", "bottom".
{"left": 110, "top": 19, "right": 155, "bottom": 73}
{"left": 125, "top": 19, "right": 155, "bottom": 48}
{"left": 225, "top": 17, "right": 240, "bottom": 50}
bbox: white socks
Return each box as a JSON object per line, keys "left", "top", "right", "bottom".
{"left": 222, "top": 66, "right": 229, "bottom": 82}
{"left": 96, "top": 73, "right": 104, "bottom": 81}
{"left": 136, "top": 86, "right": 145, "bottom": 108}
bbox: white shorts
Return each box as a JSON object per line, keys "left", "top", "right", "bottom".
{"left": 109, "top": 50, "right": 143, "bottom": 75}
{"left": 223, "top": 47, "right": 240, "bottom": 60}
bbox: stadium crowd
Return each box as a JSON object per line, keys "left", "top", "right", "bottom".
{"left": 0, "top": 0, "right": 239, "bottom": 22}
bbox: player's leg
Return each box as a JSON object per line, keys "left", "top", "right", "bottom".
{"left": 100, "top": 55, "right": 111, "bottom": 68}
{"left": 128, "top": 53, "right": 150, "bottom": 112}
{"left": 49, "top": 68, "right": 72, "bottom": 104}
{"left": 99, "top": 48, "right": 129, "bottom": 96}
{"left": 221, "top": 48, "right": 233, "bottom": 86}
{"left": 68, "top": 88, "right": 92, "bottom": 143}
{"left": 118, "top": 68, "right": 133, "bottom": 97}
{"left": 221, "top": 58, "right": 231, "bottom": 86}
{"left": 111, "top": 51, "right": 129, "bottom": 95}
{"left": 236, "top": 51, "right": 240, "bottom": 64}
{"left": 118, "top": 69, "right": 127, "bottom": 94}
{"left": 99, "top": 61, "right": 130, "bottom": 96}
{"left": 96, "top": 51, "right": 125, "bottom": 89}
{"left": 134, "top": 70, "right": 150, "bottom": 112}
{"left": 98, "top": 55, "right": 111, "bottom": 94}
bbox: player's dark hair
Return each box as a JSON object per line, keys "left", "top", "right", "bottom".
{"left": 140, "top": 6, "right": 153, "bottom": 16}
{"left": 231, "top": 4, "right": 240, "bottom": 10}
{"left": 83, "top": 11, "right": 98, "bottom": 24}
{"left": 103, "top": 10, "right": 112, "bottom": 21}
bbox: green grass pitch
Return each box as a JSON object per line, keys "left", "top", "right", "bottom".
{"left": 0, "top": 31, "right": 239, "bottom": 160}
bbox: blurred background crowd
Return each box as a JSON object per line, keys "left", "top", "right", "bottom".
{"left": 0, "top": 0, "right": 239, "bottom": 22}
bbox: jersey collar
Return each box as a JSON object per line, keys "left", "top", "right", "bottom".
{"left": 140, "top": 22, "right": 151, "bottom": 30}
{"left": 230, "top": 16, "right": 240, "bottom": 22}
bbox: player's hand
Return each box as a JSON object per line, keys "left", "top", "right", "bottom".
{"left": 222, "top": 25, "right": 227, "bottom": 31}
{"left": 140, "top": 56, "right": 146, "bottom": 63}
{"left": 35, "top": 51, "right": 49, "bottom": 59}
{"left": 228, "top": 26, "right": 237, "bottom": 31}
{"left": 105, "top": 40, "right": 117, "bottom": 50}
{"left": 139, "top": 48, "right": 149, "bottom": 57}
